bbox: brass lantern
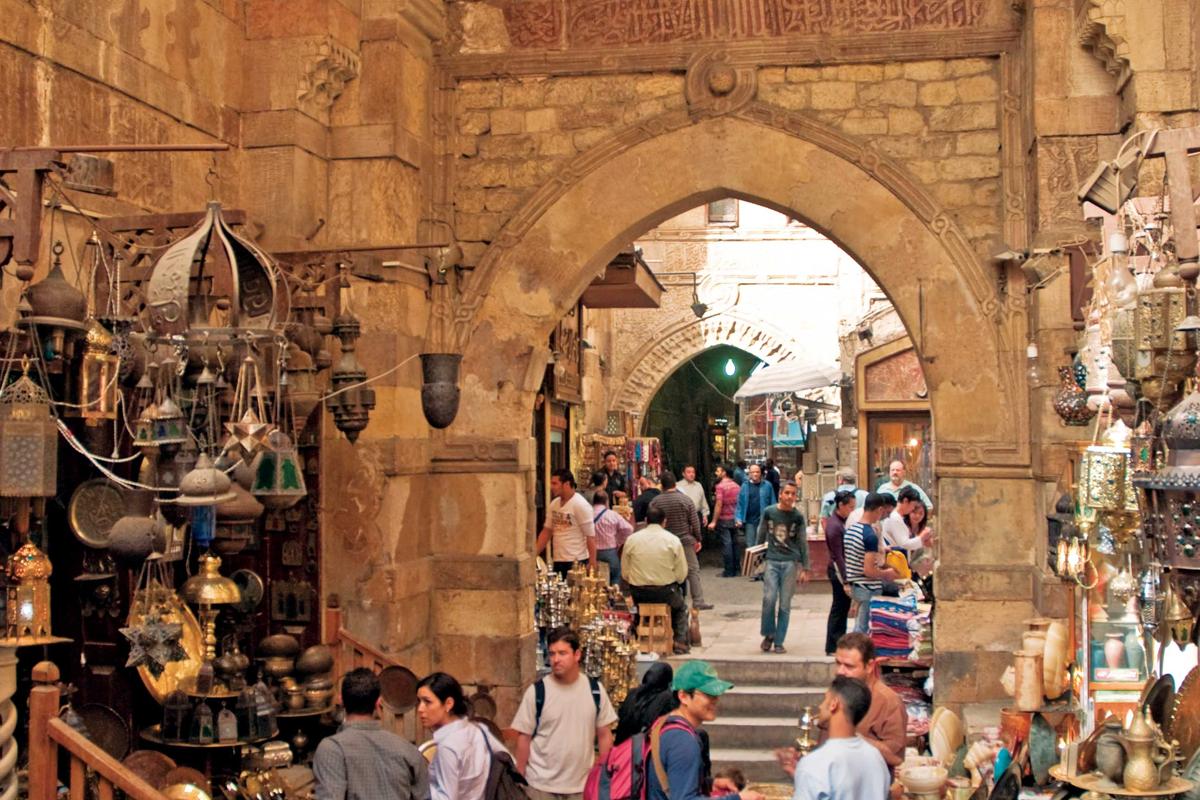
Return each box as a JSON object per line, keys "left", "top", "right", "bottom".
{"left": 249, "top": 430, "right": 306, "bottom": 510}
{"left": 182, "top": 554, "right": 241, "bottom": 662}
{"left": 71, "top": 320, "right": 120, "bottom": 425}
{"left": 1078, "top": 419, "right": 1133, "bottom": 512}
{"left": 0, "top": 364, "right": 58, "bottom": 498}
{"left": 5, "top": 540, "right": 53, "bottom": 638}
{"left": 1140, "top": 387, "right": 1200, "bottom": 567}
{"left": 1133, "top": 269, "right": 1194, "bottom": 405}
{"left": 325, "top": 308, "right": 375, "bottom": 442}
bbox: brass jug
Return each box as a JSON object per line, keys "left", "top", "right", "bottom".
{"left": 1120, "top": 710, "right": 1175, "bottom": 791}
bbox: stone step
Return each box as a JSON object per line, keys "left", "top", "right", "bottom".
{"left": 710, "top": 747, "right": 791, "bottom": 785}
{"left": 705, "top": 716, "right": 802, "bottom": 750}
{"left": 718, "top": 684, "right": 826, "bottom": 717}
{"left": 671, "top": 657, "right": 836, "bottom": 687}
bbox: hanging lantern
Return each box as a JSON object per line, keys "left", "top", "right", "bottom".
{"left": 325, "top": 308, "right": 375, "bottom": 442}
{"left": 0, "top": 364, "right": 58, "bottom": 498}
{"left": 249, "top": 430, "right": 306, "bottom": 510}
{"left": 1160, "top": 579, "right": 1195, "bottom": 647}
{"left": 17, "top": 242, "right": 88, "bottom": 363}
{"left": 70, "top": 320, "right": 120, "bottom": 425}
{"left": 153, "top": 397, "right": 188, "bottom": 447}
{"left": 173, "top": 453, "right": 237, "bottom": 551}
{"left": 213, "top": 482, "right": 264, "bottom": 555}
{"left": 1140, "top": 387, "right": 1200, "bottom": 567}
{"left": 5, "top": 540, "right": 53, "bottom": 638}
{"left": 1078, "top": 419, "right": 1133, "bottom": 512}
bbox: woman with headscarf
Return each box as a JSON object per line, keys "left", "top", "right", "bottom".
{"left": 613, "top": 662, "right": 679, "bottom": 744}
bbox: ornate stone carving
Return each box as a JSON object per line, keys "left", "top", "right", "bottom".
{"left": 1076, "top": 0, "right": 1130, "bottom": 88}
{"left": 685, "top": 50, "right": 757, "bottom": 116}
{"left": 431, "top": 437, "right": 527, "bottom": 473}
{"left": 297, "top": 37, "right": 361, "bottom": 113}
{"left": 502, "top": 0, "right": 564, "bottom": 48}
{"left": 1036, "top": 137, "right": 1102, "bottom": 230}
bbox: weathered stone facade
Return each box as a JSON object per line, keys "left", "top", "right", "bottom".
{"left": 3, "top": 0, "right": 1199, "bottom": 716}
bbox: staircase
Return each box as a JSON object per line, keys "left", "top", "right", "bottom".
{"left": 672, "top": 657, "right": 836, "bottom": 784}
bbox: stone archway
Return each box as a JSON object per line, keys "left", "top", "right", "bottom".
{"left": 611, "top": 311, "right": 800, "bottom": 419}
{"left": 437, "top": 105, "right": 1042, "bottom": 708}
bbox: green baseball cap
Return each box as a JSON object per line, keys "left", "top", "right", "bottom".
{"left": 671, "top": 660, "right": 734, "bottom": 696}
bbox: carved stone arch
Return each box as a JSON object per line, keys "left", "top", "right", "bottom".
{"left": 610, "top": 312, "right": 800, "bottom": 418}
{"left": 450, "top": 105, "right": 1029, "bottom": 472}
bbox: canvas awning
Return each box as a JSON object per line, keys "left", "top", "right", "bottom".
{"left": 732, "top": 360, "right": 841, "bottom": 400}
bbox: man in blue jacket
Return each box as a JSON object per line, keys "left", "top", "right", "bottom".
{"left": 646, "top": 661, "right": 764, "bottom": 800}
{"left": 734, "top": 464, "right": 776, "bottom": 550}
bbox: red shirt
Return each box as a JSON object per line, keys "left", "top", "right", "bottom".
{"left": 714, "top": 478, "right": 740, "bottom": 521}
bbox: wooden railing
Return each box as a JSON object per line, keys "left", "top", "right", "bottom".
{"left": 27, "top": 662, "right": 165, "bottom": 800}
{"left": 324, "top": 596, "right": 405, "bottom": 675}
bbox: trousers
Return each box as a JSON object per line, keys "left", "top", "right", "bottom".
{"left": 717, "top": 520, "right": 741, "bottom": 576}
{"left": 851, "top": 583, "right": 878, "bottom": 633}
{"left": 825, "top": 563, "right": 852, "bottom": 654}
{"left": 678, "top": 534, "right": 705, "bottom": 604}
{"left": 760, "top": 560, "right": 797, "bottom": 644}
{"left": 595, "top": 548, "right": 621, "bottom": 585}
{"left": 629, "top": 584, "right": 689, "bottom": 645}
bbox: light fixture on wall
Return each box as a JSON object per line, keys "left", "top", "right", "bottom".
{"left": 690, "top": 274, "right": 707, "bottom": 318}
{"left": 723, "top": 358, "right": 736, "bottom": 377}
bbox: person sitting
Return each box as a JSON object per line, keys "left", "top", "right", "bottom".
{"left": 622, "top": 506, "right": 690, "bottom": 655}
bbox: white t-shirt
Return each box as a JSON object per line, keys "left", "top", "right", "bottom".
{"left": 549, "top": 492, "right": 596, "bottom": 562}
{"left": 510, "top": 674, "right": 618, "bottom": 793}
{"left": 793, "top": 735, "right": 890, "bottom": 800}
{"left": 881, "top": 510, "right": 924, "bottom": 551}
{"left": 847, "top": 507, "right": 865, "bottom": 527}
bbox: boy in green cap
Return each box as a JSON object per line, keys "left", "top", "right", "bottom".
{"left": 645, "top": 661, "right": 765, "bottom": 800}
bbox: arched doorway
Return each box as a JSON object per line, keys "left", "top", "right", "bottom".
{"left": 438, "top": 108, "right": 1040, "bottom": 707}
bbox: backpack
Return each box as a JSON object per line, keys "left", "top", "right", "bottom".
{"left": 479, "top": 724, "right": 528, "bottom": 800}
{"left": 583, "top": 716, "right": 691, "bottom": 800}
{"left": 533, "top": 675, "right": 601, "bottom": 735}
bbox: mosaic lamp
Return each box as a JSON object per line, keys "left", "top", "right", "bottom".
{"left": 0, "top": 363, "right": 58, "bottom": 500}
{"left": 70, "top": 320, "right": 120, "bottom": 426}
{"left": 5, "top": 540, "right": 53, "bottom": 639}
{"left": 325, "top": 308, "right": 375, "bottom": 442}
{"left": 249, "top": 430, "right": 306, "bottom": 510}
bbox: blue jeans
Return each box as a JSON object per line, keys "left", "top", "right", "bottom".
{"left": 717, "top": 520, "right": 741, "bottom": 575}
{"left": 596, "top": 548, "right": 621, "bottom": 585}
{"left": 761, "top": 560, "right": 798, "bottom": 644}
{"left": 744, "top": 519, "right": 761, "bottom": 548}
{"left": 851, "top": 583, "right": 877, "bottom": 633}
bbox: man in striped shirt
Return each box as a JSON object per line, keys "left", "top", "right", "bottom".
{"left": 649, "top": 471, "right": 710, "bottom": 609}
{"left": 843, "top": 493, "right": 899, "bottom": 634}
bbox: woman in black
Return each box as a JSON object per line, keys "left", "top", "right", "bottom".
{"left": 613, "top": 662, "right": 678, "bottom": 744}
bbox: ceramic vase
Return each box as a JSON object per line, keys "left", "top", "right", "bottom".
{"left": 1104, "top": 632, "right": 1125, "bottom": 669}
{"left": 1094, "top": 719, "right": 1125, "bottom": 783}
{"left": 1013, "top": 650, "right": 1043, "bottom": 712}
{"left": 1124, "top": 627, "right": 1146, "bottom": 675}
{"left": 1043, "top": 620, "right": 1070, "bottom": 698}
{"left": 1054, "top": 366, "right": 1097, "bottom": 426}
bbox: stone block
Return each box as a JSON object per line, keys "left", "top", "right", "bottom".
{"left": 457, "top": 135, "right": 478, "bottom": 157}
{"left": 759, "top": 84, "right": 809, "bottom": 111}
{"left": 573, "top": 127, "right": 610, "bottom": 150}
{"left": 903, "top": 61, "right": 946, "bottom": 81}
{"left": 929, "top": 102, "right": 997, "bottom": 132}
{"left": 1132, "top": 70, "right": 1195, "bottom": 112}
{"left": 458, "top": 80, "right": 502, "bottom": 108}
{"left": 938, "top": 155, "right": 1000, "bottom": 180}
{"left": 840, "top": 112, "right": 888, "bottom": 136}
{"left": 502, "top": 79, "right": 546, "bottom": 108}
{"left": 456, "top": 188, "right": 487, "bottom": 213}
{"left": 432, "top": 553, "right": 535, "bottom": 590}
{"left": 947, "top": 57, "right": 993, "bottom": 77}
{"left": 785, "top": 66, "right": 820, "bottom": 82}
{"left": 459, "top": 159, "right": 510, "bottom": 188}
{"left": 758, "top": 66, "right": 785, "bottom": 84}
{"left": 525, "top": 107, "right": 557, "bottom": 132}
{"left": 456, "top": 211, "right": 504, "bottom": 241}
{"left": 810, "top": 81, "right": 856, "bottom": 110}
{"left": 838, "top": 64, "right": 885, "bottom": 82}
{"left": 934, "top": 599, "right": 1034, "bottom": 651}
{"left": 538, "top": 133, "right": 577, "bottom": 156}
{"left": 955, "top": 74, "right": 998, "bottom": 103}
{"left": 918, "top": 80, "right": 958, "bottom": 107}
{"left": 934, "top": 182, "right": 974, "bottom": 207}
{"left": 858, "top": 79, "right": 917, "bottom": 107}
{"left": 435, "top": 588, "right": 527, "bottom": 636}
{"left": 479, "top": 134, "right": 537, "bottom": 158}
{"left": 635, "top": 74, "right": 684, "bottom": 98}
{"left": 557, "top": 105, "right": 621, "bottom": 130}
{"left": 956, "top": 131, "right": 1000, "bottom": 155}
{"left": 906, "top": 160, "right": 940, "bottom": 184}
{"left": 883, "top": 63, "right": 905, "bottom": 79}
{"left": 485, "top": 188, "right": 525, "bottom": 212}
{"left": 936, "top": 567, "right": 1034, "bottom": 602}
{"left": 459, "top": 110, "right": 490, "bottom": 135}
{"left": 888, "top": 108, "right": 925, "bottom": 135}
{"left": 972, "top": 182, "right": 1000, "bottom": 206}
{"left": 544, "top": 76, "right": 593, "bottom": 106}
{"left": 490, "top": 108, "right": 525, "bottom": 135}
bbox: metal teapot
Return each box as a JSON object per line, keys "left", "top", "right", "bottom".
{"left": 1120, "top": 709, "right": 1177, "bottom": 791}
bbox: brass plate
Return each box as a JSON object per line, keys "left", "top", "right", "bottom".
{"left": 77, "top": 703, "right": 130, "bottom": 760}
{"left": 1029, "top": 713, "right": 1057, "bottom": 786}
{"left": 68, "top": 479, "right": 126, "bottom": 548}
{"left": 1142, "top": 674, "right": 1175, "bottom": 731}
{"left": 1050, "top": 765, "right": 1195, "bottom": 797}
{"left": 379, "top": 665, "right": 418, "bottom": 713}
{"left": 129, "top": 592, "right": 204, "bottom": 704}
{"left": 123, "top": 749, "right": 177, "bottom": 788}
{"left": 1172, "top": 668, "right": 1200, "bottom": 761}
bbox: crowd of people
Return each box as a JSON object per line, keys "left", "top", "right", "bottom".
{"left": 314, "top": 630, "right": 908, "bottom": 800}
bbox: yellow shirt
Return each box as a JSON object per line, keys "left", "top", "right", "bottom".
{"left": 620, "top": 524, "right": 688, "bottom": 587}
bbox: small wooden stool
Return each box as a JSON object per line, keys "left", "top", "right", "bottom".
{"left": 637, "top": 603, "right": 673, "bottom": 657}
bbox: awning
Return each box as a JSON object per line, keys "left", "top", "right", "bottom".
{"left": 580, "top": 249, "right": 665, "bottom": 309}
{"left": 732, "top": 360, "right": 841, "bottom": 400}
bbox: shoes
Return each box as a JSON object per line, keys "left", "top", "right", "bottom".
{"left": 719, "top": 573, "right": 738, "bottom": 578}
{"left": 773, "top": 645, "right": 787, "bottom": 654}
{"left": 760, "top": 637, "right": 773, "bottom": 652}
{"left": 750, "top": 575, "right": 764, "bottom": 582}
{"left": 673, "top": 643, "right": 691, "bottom": 655}
{"left": 694, "top": 602, "right": 714, "bottom": 610}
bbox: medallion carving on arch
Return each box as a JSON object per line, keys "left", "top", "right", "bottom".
{"left": 685, "top": 50, "right": 757, "bottom": 116}
{"left": 611, "top": 315, "right": 796, "bottom": 415}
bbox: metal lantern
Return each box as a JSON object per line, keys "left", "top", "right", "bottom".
{"left": 5, "top": 540, "right": 53, "bottom": 638}
{"left": 1138, "top": 388, "right": 1200, "bottom": 568}
{"left": 0, "top": 365, "right": 58, "bottom": 498}
{"left": 152, "top": 397, "right": 188, "bottom": 447}
{"left": 249, "top": 430, "right": 306, "bottom": 510}
{"left": 1160, "top": 579, "right": 1195, "bottom": 647}
{"left": 71, "top": 320, "right": 120, "bottom": 425}
{"left": 325, "top": 308, "right": 374, "bottom": 442}
{"left": 1078, "top": 419, "right": 1133, "bottom": 512}
{"left": 17, "top": 243, "right": 88, "bottom": 363}
{"left": 182, "top": 554, "right": 241, "bottom": 662}
{"left": 1133, "top": 271, "right": 1194, "bottom": 405}
{"left": 213, "top": 482, "right": 263, "bottom": 555}
{"left": 174, "top": 453, "right": 237, "bottom": 551}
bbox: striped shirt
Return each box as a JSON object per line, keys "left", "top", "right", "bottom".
{"left": 648, "top": 491, "right": 700, "bottom": 540}
{"left": 844, "top": 521, "right": 882, "bottom": 591}
{"left": 592, "top": 504, "right": 634, "bottom": 550}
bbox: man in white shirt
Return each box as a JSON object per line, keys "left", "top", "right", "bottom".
{"left": 777, "top": 675, "right": 890, "bottom": 800}
{"left": 536, "top": 469, "right": 597, "bottom": 577}
{"left": 512, "top": 627, "right": 617, "bottom": 799}
{"left": 879, "top": 486, "right": 932, "bottom": 555}
{"left": 677, "top": 464, "right": 711, "bottom": 529}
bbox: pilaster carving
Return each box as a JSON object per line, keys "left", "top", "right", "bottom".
{"left": 297, "top": 37, "right": 362, "bottom": 115}
{"left": 431, "top": 437, "right": 530, "bottom": 473}
{"left": 1076, "top": 0, "right": 1130, "bottom": 89}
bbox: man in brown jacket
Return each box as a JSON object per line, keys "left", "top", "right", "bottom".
{"left": 832, "top": 632, "right": 907, "bottom": 772}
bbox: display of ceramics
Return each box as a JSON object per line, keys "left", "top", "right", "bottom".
{"left": 1054, "top": 366, "right": 1098, "bottom": 426}
{"left": 929, "top": 707, "right": 964, "bottom": 766}
{"left": 898, "top": 764, "right": 947, "bottom": 798}
{"left": 1013, "top": 650, "right": 1043, "bottom": 712}
{"left": 1043, "top": 619, "right": 1071, "bottom": 698}
{"left": 1105, "top": 632, "right": 1126, "bottom": 668}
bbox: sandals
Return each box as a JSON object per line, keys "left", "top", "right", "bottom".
{"left": 773, "top": 645, "right": 787, "bottom": 654}
{"left": 760, "top": 637, "right": 773, "bottom": 652}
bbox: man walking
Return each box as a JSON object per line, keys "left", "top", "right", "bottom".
{"left": 876, "top": 459, "right": 932, "bottom": 511}
{"left": 844, "top": 493, "right": 898, "bottom": 634}
{"left": 512, "top": 627, "right": 617, "bottom": 800}
{"left": 758, "top": 481, "right": 809, "bottom": 654}
{"left": 645, "top": 661, "right": 765, "bottom": 800}
{"left": 535, "top": 469, "right": 596, "bottom": 577}
{"left": 632, "top": 475, "right": 661, "bottom": 526}
{"left": 823, "top": 490, "right": 856, "bottom": 656}
{"left": 819, "top": 469, "right": 867, "bottom": 533}
{"left": 777, "top": 676, "right": 890, "bottom": 800}
{"left": 601, "top": 450, "right": 628, "bottom": 504}
{"left": 735, "top": 464, "right": 776, "bottom": 550}
{"left": 314, "top": 668, "right": 431, "bottom": 800}
{"left": 833, "top": 633, "right": 908, "bottom": 772}
{"left": 649, "top": 471, "right": 710, "bottom": 610}
{"left": 708, "top": 464, "right": 742, "bottom": 577}
{"left": 621, "top": 506, "right": 691, "bottom": 654}
{"left": 677, "top": 465, "right": 711, "bottom": 530}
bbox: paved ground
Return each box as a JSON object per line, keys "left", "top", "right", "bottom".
{"left": 689, "top": 548, "right": 836, "bottom": 661}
